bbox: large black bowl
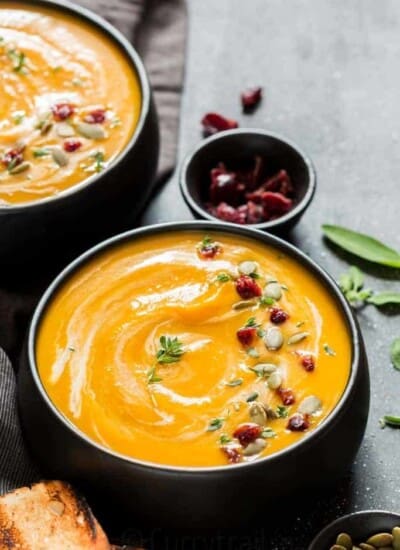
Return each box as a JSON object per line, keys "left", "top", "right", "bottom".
{"left": 19, "top": 221, "right": 369, "bottom": 529}
{"left": 0, "top": 0, "right": 159, "bottom": 271}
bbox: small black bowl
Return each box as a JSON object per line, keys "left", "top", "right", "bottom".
{"left": 179, "top": 129, "right": 316, "bottom": 233}
{"left": 309, "top": 510, "right": 400, "bottom": 550}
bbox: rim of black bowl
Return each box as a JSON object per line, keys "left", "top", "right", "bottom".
{"left": 308, "top": 510, "right": 400, "bottom": 549}
{"left": 0, "top": 0, "right": 151, "bottom": 212}
{"left": 179, "top": 129, "right": 317, "bottom": 230}
{"left": 28, "top": 220, "right": 360, "bottom": 475}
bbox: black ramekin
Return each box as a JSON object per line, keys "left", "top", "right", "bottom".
{"left": 19, "top": 221, "right": 369, "bottom": 529}
{"left": 0, "top": 0, "right": 159, "bottom": 271}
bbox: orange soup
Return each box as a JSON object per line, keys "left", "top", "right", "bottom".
{"left": 36, "top": 232, "right": 351, "bottom": 467}
{"left": 0, "top": 3, "right": 141, "bottom": 205}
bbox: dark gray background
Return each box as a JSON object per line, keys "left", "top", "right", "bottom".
{"left": 137, "top": 0, "right": 400, "bottom": 548}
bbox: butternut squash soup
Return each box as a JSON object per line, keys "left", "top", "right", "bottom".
{"left": 0, "top": 3, "right": 141, "bottom": 205}
{"left": 36, "top": 232, "right": 351, "bottom": 467}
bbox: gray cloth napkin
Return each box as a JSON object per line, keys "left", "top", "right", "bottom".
{"left": 0, "top": 0, "right": 187, "bottom": 495}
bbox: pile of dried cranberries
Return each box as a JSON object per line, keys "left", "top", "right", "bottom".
{"left": 205, "top": 155, "right": 295, "bottom": 225}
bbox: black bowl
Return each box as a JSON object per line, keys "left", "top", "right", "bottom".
{"left": 19, "top": 221, "right": 368, "bottom": 529}
{"left": 0, "top": 0, "right": 159, "bottom": 272}
{"left": 179, "top": 129, "right": 316, "bottom": 233}
{"left": 309, "top": 510, "right": 400, "bottom": 549}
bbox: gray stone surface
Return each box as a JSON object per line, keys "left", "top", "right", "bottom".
{"left": 138, "top": 0, "right": 400, "bottom": 547}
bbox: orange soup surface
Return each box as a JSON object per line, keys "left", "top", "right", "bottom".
{"left": 0, "top": 3, "right": 141, "bottom": 205}
{"left": 37, "top": 232, "right": 351, "bottom": 467}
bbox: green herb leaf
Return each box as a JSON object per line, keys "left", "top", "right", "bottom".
{"left": 260, "top": 296, "right": 275, "bottom": 307}
{"left": 256, "top": 328, "right": 266, "bottom": 338}
{"left": 380, "top": 415, "right": 400, "bottom": 428}
{"left": 367, "top": 292, "right": 400, "bottom": 306}
{"left": 295, "top": 321, "right": 305, "bottom": 328}
{"left": 249, "top": 272, "right": 261, "bottom": 280}
{"left": 219, "top": 434, "right": 231, "bottom": 444}
{"left": 207, "top": 418, "right": 224, "bottom": 432}
{"left": 225, "top": 378, "right": 243, "bottom": 387}
{"left": 6, "top": 157, "right": 19, "bottom": 173}
{"left": 12, "top": 111, "right": 25, "bottom": 125}
{"left": 246, "top": 347, "right": 260, "bottom": 359}
{"left": 244, "top": 317, "right": 259, "bottom": 328}
{"left": 91, "top": 151, "right": 105, "bottom": 172}
{"left": 216, "top": 272, "right": 231, "bottom": 283}
{"left": 68, "top": 346, "right": 76, "bottom": 352}
{"left": 338, "top": 266, "right": 373, "bottom": 306}
{"left": 147, "top": 366, "right": 162, "bottom": 384}
{"left": 276, "top": 405, "right": 289, "bottom": 418}
{"left": 323, "top": 343, "right": 336, "bottom": 356}
{"left": 156, "top": 335, "right": 184, "bottom": 364}
{"left": 261, "top": 427, "right": 276, "bottom": 439}
{"left": 322, "top": 224, "right": 400, "bottom": 268}
{"left": 390, "top": 338, "right": 400, "bottom": 371}
{"left": 7, "top": 48, "right": 27, "bottom": 73}
{"left": 246, "top": 391, "right": 259, "bottom": 402}
{"left": 33, "top": 148, "right": 51, "bottom": 158}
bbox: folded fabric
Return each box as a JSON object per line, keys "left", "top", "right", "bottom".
{"left": 0, "top": 0, "right": 187, "bottom": 495}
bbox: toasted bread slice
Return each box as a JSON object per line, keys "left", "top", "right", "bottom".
{"left": 0, "top": 480, "right": 110, "bottom": 549}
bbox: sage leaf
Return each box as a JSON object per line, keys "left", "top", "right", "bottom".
{"left": 322, "top": 224, "right": 400, "bottom": 268}
{"left": 381, "top": 415, "right": 400, "bottom": 428}
{"left": 367, "top": 292, "right": 400, "bottom": 306}
{"left": 390, "top": 338, "right": 400, "bottom": 371}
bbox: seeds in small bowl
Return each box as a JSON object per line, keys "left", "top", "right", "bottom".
{"left": 330, "top": 526, "right": 400, "bottom": 550}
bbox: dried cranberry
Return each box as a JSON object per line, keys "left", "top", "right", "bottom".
{"left": 301, "top": 355, "right": 315, "bottom": 372}
{"left": 235, "top": 275, "right": 262, "bottom": 300}
{"left": 236, "top": 327, "right": 256, "bottom": 346}
{"left": 246, "top": 201, "right": 264, "bottom": 224}
{"left": 63, "top": 139, "right": 82, "bottom": 153}
{"left": 221, "top": 446, "right": 241, "bottom": 464}
{"left": 270, "top": 308, "right": 289, "bottom": 324}
{"left": 241, "top": 87, "right": 263, "bottom": 111}
{"left": 51, "top": 103, "right": 75, "bottom": 121}
{"left": 264, "top": 170, "right": 293, "bottom": 196}
{"left": 201, "top": 112, "right": 238, "bottom": 136}
{"left": 209, "top": 202, "right": 247, "bottom": 224}
{"left": 209, "top": 167, "right": 244, "bottom": 206}
{"left": 233, "top": 423, "right": 262, "bottom": 447}
{"left": 287, "top": 413, "right": 310, "bottom": 432}
{"left": 262, "top": 192, "right": 293, "bottom": 218}
{"left": 198, "top": 243, "right": 222, "bottom": 259}
{"left": 2, "top": 146, "right": 24, "bottom": 168}
{"left": 277, "top": 388, "right": 296, "bottom": 406}
{"left": 83, "top": 108, "right": 106, "bottom": 124}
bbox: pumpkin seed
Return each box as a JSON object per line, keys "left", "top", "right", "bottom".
{"left": 366, "top": 533, "right": 393, "bottom": 547}
{"left": 287, "top": 331, "right": 310, "bottom": 345}
{"left": 263, "top": 282, "right": 282, "bottom": 300}
{"left": 392, "top": 527, "right": 400, "bottom": 550}
{"left": 267, "top": 371, "right": 282, "bottom": 390}
{"left": 242, "top": 438, "right": 266, "bottom": 456}
{"left": 232, "top": 299, "right": 258, "bottom": 311}
{"left": 263, "top": 327, "right": 283, "bottom": 350}
{"left": 238, "top": 260, "right": 258, "bottom": 276}
{"left": 56, "top": 122, "right": 75, "bottom": 137}
{"left": 265, "top": 406, "right": 278, "bottom": 420}
{"left": 249, "top": 402, "right": 267, "bottom": 426}
{"left": 359, "top": 545, "right": 375, "bottom": 550}
{"left": 250, "top": 363, "right": 277, "bottom": 377}
{"left": 336, "top": 533, "right": 353, "bottom": 549}
{"left": 51, "top": 147, "right": 68, "bottom": 167}
{"left": 298, "top": 395, "right": 322, "bottom": 415}
{"left": 330, "top": 545, "right": 347, "bottom": 550}
{"left": 76, "top": 122, "right": 106, "bottom": 140}
{"left": 9, "top": 161, "right": 30, "bottom": 175}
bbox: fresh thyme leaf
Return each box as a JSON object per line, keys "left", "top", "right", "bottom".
{"left": 244, "top": 317, "right": 259, "bottom": 328}
{"left": 296, "top": 321, "right": 305, "bottom": 328}
{"left": 207, "top": 418, "right": 224, "bottom": 432}
{"left": 246, "top": 391, "right": 259, "bottom": 402}
{"left": 261, "top": 427, "right": 276, "bottom": 439}
{"left": 219, "top": 434, "right": 231, "bottom": 444}
{"left": 33, "top": 148, "right": 51, "bottom": 158}
{"left": 12, "top": 111, "right": 25, "bottom": 125}
{"left": 6, "top": 157, "right": 19, "bottom": 172}
{"left": 246, "top": 347, "right": 260, "bottom": 359}
{"left": 260, "top": 296, "right": 275, "bottom": 307}
{"left": 110, "top": 117, "right": 122, "bottom": 128}
{"left": 390, "top": 338, "right": 400, "bottom": 371}
{"left": 216, "top": 272, "right": 231, "bottom": 283}
{"left": 7, "top": 48, "right": 27, "bottom": 73}
{"left": 322, "top": 224, "right": 400, "bottom": 268}
{"left": 380, "top": 415, "right": 400, "bottom": 428}
{"left": 225, "top": 378, "right": 243, "bottom": 387}
{"left": 249, "top": 272, "right": 261, "bottom": 280}
{"left": 323, "top": 343, "right": 336, "bottom": 356}
{"left": 147, "top": 366, "right": 162, "bottom": 384}
{"left": 156, "top": 335, "right": 184, "bottom": 364}
{"left": 276, "top": 405, "right": 289, "bottom": 418}
{"left": 91, "top": 151, "right": 105, "bottom": 172}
